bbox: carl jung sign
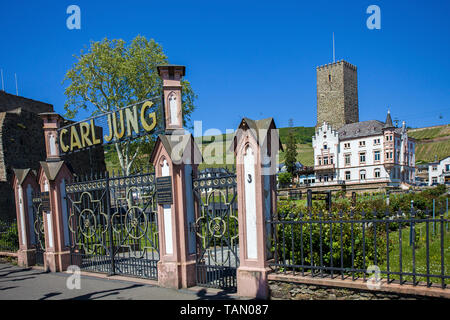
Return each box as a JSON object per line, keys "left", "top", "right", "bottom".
{"left": 58, "top": 99, "right": 158, "bottom": 154}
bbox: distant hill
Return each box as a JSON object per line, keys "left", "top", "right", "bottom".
{"left": 104, "top": 124, "right": 449, "bottom": 170}
{"left": 408, "top": 124, "right": 450, "bottom": 164}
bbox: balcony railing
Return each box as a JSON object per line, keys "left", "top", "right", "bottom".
{"left": 314, "top": 163, "right": 335, "bottom": 171}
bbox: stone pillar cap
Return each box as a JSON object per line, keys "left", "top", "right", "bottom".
{"left": 157, "top": 65, "right": 186, "bottom": 77}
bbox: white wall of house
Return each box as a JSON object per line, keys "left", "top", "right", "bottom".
{"left": 428, "top": 156, "right": 450, "bottom": 185}
{"left": 312, "top": 121, "right": 416, "bottom": 187}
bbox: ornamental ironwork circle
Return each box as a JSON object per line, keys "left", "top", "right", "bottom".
{"left": 79, "top": 209, "right": 97, "bottom": 238}
{"left": 208, "top": 217, "right": 227, "bottom": 238}
{"left": 124, "top": 206, "right": 148, "bottom": 240}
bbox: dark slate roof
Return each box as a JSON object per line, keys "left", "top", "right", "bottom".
{"left": 338, "top": 120, "right": 402, "bottom": 140}
{"left": 384, "top": 111, "right": 394, "bottom": 128}
{"left": 39, "top": 161, "right": 65, "bottom": 181}
{"left": 231, "top": 117, "right": 283, "bottom": 152}
{"left": 13, "top": 168, "right": 32, "bottom": 185}
{"left": 149, "top": 133, "right": 203, "bottom": 164}
{"left": 0, "top": 91, "right": 53, "bottom": 114}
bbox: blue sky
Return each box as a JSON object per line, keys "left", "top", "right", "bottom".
{"left": 0, "top": 0, "right": 449, "bottom": 135}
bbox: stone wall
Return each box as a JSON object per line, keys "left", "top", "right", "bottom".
{"left": 0, "top": 91, "right": 53, "bottom": 114}
{"left": 0, "top": 109, "right": 47, "bottom": 219}
{"left": 0, "top": 108, "right": 106, "bottom": 218}
{"left": 316, "top": 60, "right": 359, "bottom": 130}
{"left": 269, "top": 281, "right": 434, "bottom": 300}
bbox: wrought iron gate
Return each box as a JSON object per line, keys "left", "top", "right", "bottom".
{"left": 193, "top": 169, "right": 239, "bottom": 291}
{"left": 65, "top": 171, "right": 159, "bottom": 279}
{"left": 31, "top": 192, "right": 45, "bottom": 266}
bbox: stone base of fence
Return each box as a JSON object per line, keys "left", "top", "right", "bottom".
{"left": 267, "top": 273, "right": 450, "bottom": 299}
{"left": 157, "top": 260, "right": 196, "bottom": 289}
{"left": 0, "top": 251, "right": 18, "bottom": 258}
{"left": 44, "top": 250, "right": 71, "bottom": 272}
{"left": 237, "top": 266, "right": 271, "bottom": 299}
{"left": 17, "top": 249, "right": 35, "bottom": 267}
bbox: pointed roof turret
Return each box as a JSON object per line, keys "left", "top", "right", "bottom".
{"left": 384, "top": 109, "right": 394, "bottom": 128}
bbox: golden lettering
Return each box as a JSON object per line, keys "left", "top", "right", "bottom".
{"left": 59, "top": 128, "right": 69, "bottom": 153}
{"left": 113, "top": 109, "right": 125, "bottom": 139}
{"left": 125, "top": 105, "right": 139, "bottom": 137}
{"left": 70, "top": 126, "right": 82, "bottom": 151}
{"left": 104, "top": 114, "right": 114, "bottom": 142}
{"left": 91, "top": 119, "right": 101, "bottom": 145}
{"left": 79, "top": 122, "right": 92, "bottom": 147}
{"left": 140, "top": 101, "right": 156, "bottom": 132}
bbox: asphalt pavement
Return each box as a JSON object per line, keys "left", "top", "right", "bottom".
{"left": 0, "top": 263, "right": 238, "bottom": 300}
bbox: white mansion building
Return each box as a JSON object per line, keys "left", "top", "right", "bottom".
{"left": 312, "top": 111, "right": 416, "bottom": 188}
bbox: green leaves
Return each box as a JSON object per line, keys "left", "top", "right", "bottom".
{"left": 63, "top": 36, "right": 197, "bottom": 173}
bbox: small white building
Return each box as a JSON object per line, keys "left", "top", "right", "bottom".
{"left": 428, "top": 156, "right": 450, "bottom": 185}
{"left": 312, "top": 111, "right": 416, "bottom": 188}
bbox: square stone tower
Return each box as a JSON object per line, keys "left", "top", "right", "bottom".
{"left": 316, "top": 60, "right": 359, "bottom": 130}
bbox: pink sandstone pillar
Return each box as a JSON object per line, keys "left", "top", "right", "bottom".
{"left": 150, "top": 134, "right": 201, "bottom": 289}
{"left": 11, "top": 169, "right": 40, "bottom": 266}
{"left": 38, "top": 112, "right": 73, "bottom": 272}
{"left": 150, "top": 65, "right": 202, "bottom": 289}
{"left": 233, "top": 117, "right": 281, "bottom": 299}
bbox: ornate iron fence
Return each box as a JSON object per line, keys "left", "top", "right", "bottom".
{"left": 193, "top": 168, "right": 239, "bottom": 291}
{"left": 0, "top": 217, "right": 19, "bottom": 253}
{"left": 65, "top": 169, "right": 159, "bottom": 279}
{"left": 267, "top": 208, "right": 450, "bottom": 289}
{"left": 31, "top": 193, "right": 45, "bottom": 265}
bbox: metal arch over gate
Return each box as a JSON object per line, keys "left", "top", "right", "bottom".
{"left": 31, "top": 192, "right": 45, "bottom": 266}
{"left": 192, "top": 168, "right": 239, "bottom": 291}
{"left": 65, "top": 170, "right": 159, "bottom": 279}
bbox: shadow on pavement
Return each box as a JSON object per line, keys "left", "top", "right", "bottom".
{"left": 195, "top": 288, "right": 236, "bottom": 300}
{"left": 71, "top": 283, "right": 145, "bottom": 300}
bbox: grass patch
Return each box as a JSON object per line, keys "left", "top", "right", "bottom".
{"left": 381, "top": 221, "right": 450, "bottom": 286}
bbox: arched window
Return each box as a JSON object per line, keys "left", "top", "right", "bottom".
{"left": 374, "top": 168, "right": 381, "bottom": 178}
{"left": 360, "top": 170, "right": 366, "bottom": 180}
{"left": 323, "top": 143, "right": 327, "bottom": 150}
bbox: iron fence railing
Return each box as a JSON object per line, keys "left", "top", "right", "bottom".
{"left": 0, "top": 218, "right": 19, "bottom": 253}
{"left": 267, "top": 209, "right": 450, "bottom": 289}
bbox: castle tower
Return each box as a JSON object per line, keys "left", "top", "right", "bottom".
{"left": 316, "top": 60, "right": 359, "bottom": 130}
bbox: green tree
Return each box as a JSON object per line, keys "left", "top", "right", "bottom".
{"left": 63, "top": 35, "right": 197, "bottom": 174}
{"left": 284, "top": 118, "right": 298, "bottom": 177}
{"left": 278, "top": 171, "right": 292, "bottom": 187}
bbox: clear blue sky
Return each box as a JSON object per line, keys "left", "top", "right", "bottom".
{"left": 0, "top": 0, "right": 449, "bottom": 134}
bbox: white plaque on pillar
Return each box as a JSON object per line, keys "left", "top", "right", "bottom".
{"left": 161, "top": 159, "right": 173, "bottom": 255}
{"left": 18, "top": 186, "right": 27, "bottom": 245}
{"left": 244, "top": 146, "right": 257, "bottom": 259}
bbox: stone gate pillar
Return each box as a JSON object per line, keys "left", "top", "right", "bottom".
{"left": 233, "top": 117, "right": 281, "bottom": 299}
{"left": 151, "top": 65, "right": 202, "bottom": 289}
{"left": 150, "top": 134, "right": 202, "bottom": 289}
{"left": 38, "top": 112, "right": 73, "bottom": 272}
{"left": 12, "top": 169, "right": 39, "bottom": 267}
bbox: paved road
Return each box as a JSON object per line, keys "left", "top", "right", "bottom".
{"left": 0, "top": 263, "right": 238, "bottom": 300}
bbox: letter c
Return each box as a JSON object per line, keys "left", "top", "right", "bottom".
{"left": 59, "top": 128, "right": 69, "bottom": 153}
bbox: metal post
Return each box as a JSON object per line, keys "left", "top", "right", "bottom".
{"left": 446, "top": 198, "right": 448, "bottom": 232}
{"left": 105, "top": 171, "right": 115, "bottom": 276}
{"left": 307, "top": 189, "right": 312, "bottom": 211}
{"left": 410, "top": 200, "right": 414, "bottom": 246}
{"left": 433, "top": 199, "right": 436, "bottom": 236}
